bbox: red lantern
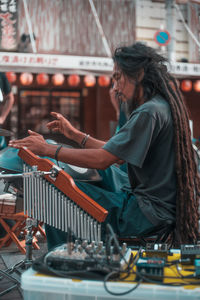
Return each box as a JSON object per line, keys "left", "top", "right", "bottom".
{"left": 67, "top": 74, "right": 80, "bottom": 87}
{"left": 6, "top": 72, "right": 17, "bottom": 83}
{"left": 52, "top": 73, "right": 65, "bottom": 86}
{"left": 193, "top": 80, "right": 200, "bottom": 92}
{"left": 98, "top": 75, "right": 110, "bottom": 87}
{"left": 84, "top": 75, "right": 96, "bottom": 87}
{"left": 20, "top": 73, "right": 33, "bottom": 85}
{"left": 36, "top": 73, "right": 49, "bottom": 85}
{"left": 181, "top": 80, "right": 192, "bottom": 92}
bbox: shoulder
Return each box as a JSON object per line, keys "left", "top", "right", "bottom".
{"left": 131, "top": 95, "right": 171, "bottom": 120}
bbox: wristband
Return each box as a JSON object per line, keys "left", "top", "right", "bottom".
{"left": 55, "top": 145, "right": 63, "bottom": 166}
{"left": 80, "top": 134, "right": 90, "bottom": 148}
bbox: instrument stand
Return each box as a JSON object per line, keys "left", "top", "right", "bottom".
{"left": 0, "top": 218, "right": 34, "bottom": 297}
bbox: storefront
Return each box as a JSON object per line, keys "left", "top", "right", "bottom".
{"left": 0, "top": 52, "right": 115, "bottom": 142}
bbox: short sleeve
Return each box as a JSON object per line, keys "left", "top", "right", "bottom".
{"left": 103, "top": 111, "right": 157, "bottom": 168}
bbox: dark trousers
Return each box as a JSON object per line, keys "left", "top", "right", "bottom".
{"left": 45, "top": 165, "right": 154, "bottom": 251}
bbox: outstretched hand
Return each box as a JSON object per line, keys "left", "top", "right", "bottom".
{"left": 8, "top": 130, "right": 48, "bottom": 156}
{"left": 47, "top": 112, "right": 78, "bottom": 140}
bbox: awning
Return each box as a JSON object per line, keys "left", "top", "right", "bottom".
{"left": 0, "top": 52, "right": 113, "bottom": 75}
{"left": 0, "top": 52, "right": 200, "bottom": 77}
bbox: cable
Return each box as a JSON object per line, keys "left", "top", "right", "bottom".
{"left": 42, "top": 223, "right": 200, "bottom": 296}
{"left": 22, "top": 0, "right": 37, "bottom": 53}
{"left": 106, "top": 223, "right": 129, "bottom": 266}
{"left": 103, "top": 271, "right": 142, "bottom": 296}
{"left": 88, "top": 0, "right": 112, "bottom": 57}
{"left": 102, "top": 226, "right": 144, "bottom": 296}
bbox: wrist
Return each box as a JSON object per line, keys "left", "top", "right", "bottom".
{"left": 80, "top": 134, "right": 90, "bottom": 148}
{"left": 67, "top": 130, "right": 87, "bottom": 146}
{"left": 43, "top": 144, "right": 57, "bottom": 158}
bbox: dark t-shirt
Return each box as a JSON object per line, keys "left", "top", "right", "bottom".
{"left": 103, "top": 95, "right": 176, "bottom": 226}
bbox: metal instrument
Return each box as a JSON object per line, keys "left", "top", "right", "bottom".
{"left": 18, "top": 147, "right": 108, "bottom": 243}
{"left": 0, "top": 129, "right": 13, "bottom": 136}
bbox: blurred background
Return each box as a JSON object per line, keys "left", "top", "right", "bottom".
{"left": 0, "top": 0, "right": 200, "bottom": 144}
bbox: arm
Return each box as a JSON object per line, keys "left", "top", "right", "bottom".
{"left": 9, "top": 130, "right": 119, "bottom": 170}
{"left": 0, "top": 92, "right": 14, "bottom": 125}
{"left": 47, "top": 112, "right": 105, "bottom": 149}
{"left": 46, "top": 145, "right": 117, "bottom": 169}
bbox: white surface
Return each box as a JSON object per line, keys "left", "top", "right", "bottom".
{"left": 21, "top": 267, "right": 200, "bottom": 300}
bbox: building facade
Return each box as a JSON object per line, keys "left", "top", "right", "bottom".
{"left": 0, "top": 0, "right": 200, "bottom": 140}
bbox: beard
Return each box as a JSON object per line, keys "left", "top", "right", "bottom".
{"left": 125, "top": 95, "right": 140, "bottom": 115}
{"left": 117, "top": 87, "right": 141, "bottom": 118}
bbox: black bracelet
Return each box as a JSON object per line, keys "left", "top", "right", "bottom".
{"left": 80, "top": 134, "right": 90, "bottom": 148}
{"left": 55, "top": 145, "right": 63, "bottom": 166}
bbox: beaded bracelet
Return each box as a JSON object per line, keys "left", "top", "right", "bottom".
{"left": 80, "top": 134, "right": 90, "bottom": 148}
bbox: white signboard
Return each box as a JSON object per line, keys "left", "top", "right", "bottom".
{"left": 0, "top": 52, "right": 113, "bottom": 73}
{"left": 168, "top": 62, "right": 200, "bottom": 76}
{"left": 0, "top": 52, "right": 200, "bottom": 76}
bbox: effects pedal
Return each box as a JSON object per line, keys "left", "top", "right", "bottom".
{"left": 181, "top": 244, "right": 200, "bottom": 264}
{"left": 136, "top": 257, "right": 165, "bottom": 282}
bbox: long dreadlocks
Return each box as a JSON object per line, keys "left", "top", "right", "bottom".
{"left": 113, "top": 42, "right": 200, "bottom": 244}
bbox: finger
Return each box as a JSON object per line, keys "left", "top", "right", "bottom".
{"left": 8, "top": 143, "right": 23, "bottom": 149}
{"left": 46, "top": 120, "right": 58, "bottom": 128}
{"left": 9, "top": 139, "right": 28, "bottom": 146}
{"left": 50, "top": 112, "right": 60, "bottom": 119}
{"left": 51, "top": 127, "right": 59, "bottom": 132}
{"left": 50, "top": 112, "right": 64, "bottom": 120}
{"left": 28, "top": 130, "right": 41, "bottom": 136}
{"left": 9, "top": 137, "right": 27, "bottom": 144}
{"left": 9, "top": 140, "right": 27, "bottom": 148}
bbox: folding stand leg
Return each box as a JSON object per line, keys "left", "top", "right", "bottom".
{"left": 0, "top": 269, "right": 20, "bottom": 297}
{"left": 0, "top": 218, "right": 34, "bottom": 297}
{"left": 0, "top": 216, "right": 26, "bottom": 254}
{"left": 0, "top": 212, "right": 41, "bottom": 254}
{"left": 32, "top": 221, "right": 46, "bottom": 239}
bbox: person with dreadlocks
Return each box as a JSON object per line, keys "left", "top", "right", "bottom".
{"left": 9, "top": 42, "right": 199, "bottom": 249}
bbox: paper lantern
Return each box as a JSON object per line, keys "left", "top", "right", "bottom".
{"left": 67, "top": 74, "right": 80, "bottom": 87}
{"left": 6, "top": 72, "right": 17, "bottom": 83}
{"left": 52, "top": 73, "right": 65, "bottom": 86}
{"left": 181, "top": 80, "right": 192, "bottom": 92}
{"left": 20, "top": 72, "right": 33, "bottom": 85}
{"left": 98, "top": 75, "right": 110, "bottom": 87}
{"left": 36, "top": 73, "right": 49, "bottom": 85}
{"left": 193, "top": 80, "right": 200, "bottom": 92}
{"left": 84, "top": 75, "right": 96, "bottom": 87}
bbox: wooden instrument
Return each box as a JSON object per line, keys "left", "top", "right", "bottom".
{"left": 18, "top": 147, "right": 108, "bottom": 243}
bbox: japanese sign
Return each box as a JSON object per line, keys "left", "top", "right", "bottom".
{"left": 0, "top": 52, "right": 114, "bottom": 73}
{"left": 0, "top": 52, "right": 200, "bottom": 76}
{"left": 0, "top": 0, "right": 18, "bottom": 51}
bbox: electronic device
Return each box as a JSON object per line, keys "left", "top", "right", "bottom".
{"left": 43, "top": 240, "right": 132, "bottom": 274}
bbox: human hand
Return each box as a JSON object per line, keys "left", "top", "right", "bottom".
{"left": 47, "top": 112, "right": 78, "bottom": 140}
{"left": 8, "top": 130, "right": 48, "bottom": 156}
{"left": 109, "top": 88, "right": 119, "bottom": 119}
